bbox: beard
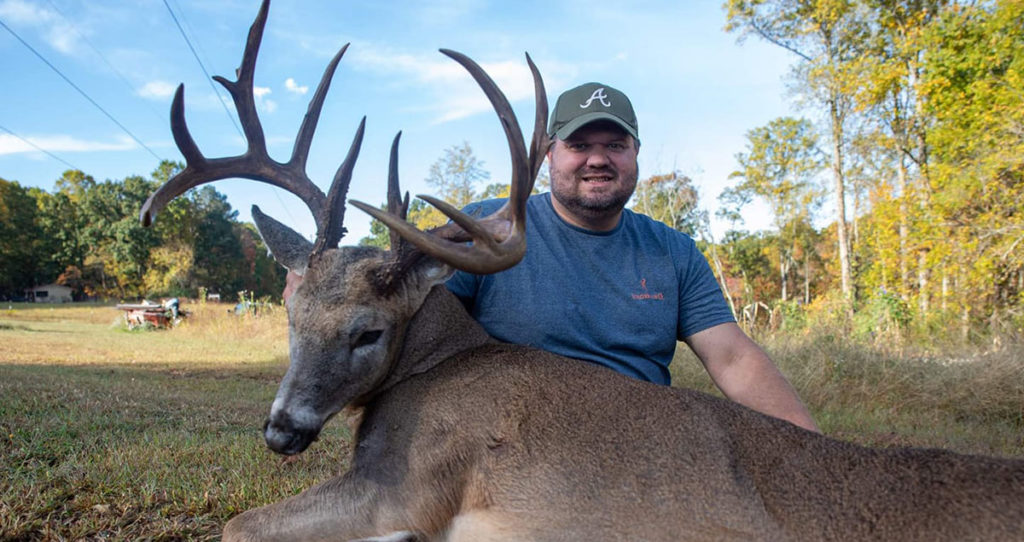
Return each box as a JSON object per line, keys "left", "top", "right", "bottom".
{"left": 550, "top": 166, "right": 638, "bottom": 220}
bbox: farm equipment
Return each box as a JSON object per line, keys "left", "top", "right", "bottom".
{"left": 115, "top": 298, "right": 185, "bottom": 329}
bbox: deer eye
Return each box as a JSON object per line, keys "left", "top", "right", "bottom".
{"left": 353, "top": 330, "right": 384, "bottom": 349}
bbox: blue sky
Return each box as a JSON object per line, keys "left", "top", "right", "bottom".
{"left": 1, "top": 0, "right": 796, "bottom": 242}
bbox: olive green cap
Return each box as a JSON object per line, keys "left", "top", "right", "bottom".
{"left": 547, "top": 82, "right": 639, "bottom": 144}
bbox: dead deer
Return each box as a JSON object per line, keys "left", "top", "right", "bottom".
{"left": 141, "top": 1, "right": 1024, "bottom": 540}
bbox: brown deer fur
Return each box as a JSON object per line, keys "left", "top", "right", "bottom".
{"left": 220, "top": 245, "right": 1024, "bottom": 541}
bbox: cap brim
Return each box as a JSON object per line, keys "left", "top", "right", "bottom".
{"left": 552, "top": 112, "right": 639, "bottom": 142}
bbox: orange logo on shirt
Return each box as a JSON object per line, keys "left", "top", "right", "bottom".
{"left": 632, "top": 278, "right": 664, "bottom": 300}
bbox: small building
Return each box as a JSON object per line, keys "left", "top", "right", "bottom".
{"left": 27, "top": 283, "right": 73, "bottom": 303}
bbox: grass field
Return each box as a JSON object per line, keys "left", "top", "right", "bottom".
{"left": 2, "top": 301, "right": 1022, "bottom": 540}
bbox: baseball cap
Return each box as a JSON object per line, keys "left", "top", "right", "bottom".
{"left": 548, "top": 82, "right": 639, "bottom": 144}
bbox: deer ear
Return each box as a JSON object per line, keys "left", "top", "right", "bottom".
{"left": 416, "top": 256, "right": 456, "bottom": 286}
{"left": 382, "top": 254, "right": 454, "bottom": 299}
{"left": 252, "top": 205, "right": 312, "bottom": 275}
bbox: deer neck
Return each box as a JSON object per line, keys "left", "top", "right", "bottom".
{"left": 376, "top": 285, "right": 494, "bottom": 393}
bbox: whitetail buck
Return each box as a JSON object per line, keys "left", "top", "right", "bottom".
{"left": 141, "top": 1, "right": 1024, "bottom": 540}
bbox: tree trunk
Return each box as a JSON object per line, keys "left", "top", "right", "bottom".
{"left": 803, "top": 256, "right": 811, "bottom": 305}
{"left": 829, "top": 97, "right": 853, "bottom": 301}
{"left": 918, "top": 250, "right": 929, "bottom": 314}
{"left": 780, "top": 252, "right": 789, "bottom": 302}
{"left": 897, "top": 157, "right": 910, "bottom": 300}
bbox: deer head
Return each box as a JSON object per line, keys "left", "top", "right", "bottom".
{"left": 141, "top": 0, "right": 548, "bottom": 455}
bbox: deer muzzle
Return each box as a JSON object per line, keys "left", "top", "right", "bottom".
{"left": 263, "top": 409, "right": 321, "bottom": 456}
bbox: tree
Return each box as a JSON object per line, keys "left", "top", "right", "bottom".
{"left": 360, "top": 143, "right": 492, "bottom": 246}
{"left": 726, "top": 0, "right": 868, "bottom": 300}
{"left": 719, "top": 229, "right": 780, "bottom": 311}
{"left": 848, "top": 0, "right": 946, "bottom": 305}
{"left": 34, "top": 170, "right": 95, "bottom": 287}
{"left": 0, "top": 179, "right": 43, "bottom": 298}
{"left": 426, "top": 142, "right": 490, "bottom": 209}
{"left": 630, "top": 171, "right": 702, "bottom": 235}
{"left": 918, "top": 0, "right": 1024, "bottom": 333}
{"left": 191, "top": 186, "right": 246, "bottom": 298}
{"left": 721, "top": 117, "right": 825, "bottom": 302}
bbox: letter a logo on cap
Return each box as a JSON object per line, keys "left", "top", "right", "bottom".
{"left": 580, "top": 88, "right": 611, "bottom": 108}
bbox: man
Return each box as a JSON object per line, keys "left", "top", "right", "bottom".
{"left": 445, "top": 82, "right": 819, "bottom": 432}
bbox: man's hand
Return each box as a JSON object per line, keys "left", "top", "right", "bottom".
{"left": 685, "top": 322, "right": 820, "bottom": 433}
{"left": 283, "top": 270, "right": 303, "bottom": 303}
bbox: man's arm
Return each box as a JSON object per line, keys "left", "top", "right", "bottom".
{"left": 684, "top": 322, "right": 820, "bottom": 433}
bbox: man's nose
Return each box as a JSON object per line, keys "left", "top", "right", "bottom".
{"left": 584, "top": 147, "right": 611, "bottom": 167}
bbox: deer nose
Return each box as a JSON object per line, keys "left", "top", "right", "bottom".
{"left": 263, "top": 413, "right": 319, "bottom": 456}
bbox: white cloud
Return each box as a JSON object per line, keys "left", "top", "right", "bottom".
{"left": 0, "top": 0, "right": 49, "bottom": 24}
{"left": 0, "top": 0, "right": 81, "bottom": 54}
{"left": 138, "top": 80, "right": 178, "bottom": 99}
{"left": 253, "top": 86, "right": 277, "bottom": 113}
{"left": 350, "top": 46, "right": 573, "bottom": 124}
{"left": 284, "top": 78, "right": 308, "bottom": 94}
{"left": 0, "top": 133, "right": 135, "bottom": 155}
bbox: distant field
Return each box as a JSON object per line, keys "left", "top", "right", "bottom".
{"left": 2, "top": 302, "right": 1022, "bottom": 539}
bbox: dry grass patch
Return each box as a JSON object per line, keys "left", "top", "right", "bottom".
{"left": 671, "top": 330, "right": 1024, "bottom": 457}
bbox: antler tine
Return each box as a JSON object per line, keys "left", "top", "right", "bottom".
{"left": 311, "top": 117, "right": 366, "bottom": 256}
{"left": 292, "top": 42, "right": 351, "bottom": 173}
{"left": 525, "top": 53, "right": 551, "bottom": 186}
{"left": 141, "top": 0, "right": 354, "bottom": 249}
{"left": 386, "top": 132, "right": 411, "bottom": 253}
{"left": 439, "top": 48, "right": 530, "bottom": 228}
{"left": 349, "top": 50, "right": 548, "bottom": 276}
{"left": 212, "top": 0, "right": 271, "bottom": 156}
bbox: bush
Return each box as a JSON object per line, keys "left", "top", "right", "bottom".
{"left": 853, "top": 289, "right": 912, "bottom": 346}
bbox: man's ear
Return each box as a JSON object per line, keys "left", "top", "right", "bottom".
{"left": 252, "top": 205, "right": 311, "bottom": 275}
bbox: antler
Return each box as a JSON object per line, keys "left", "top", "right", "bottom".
{"left": 350, "top": 50, "right": 549, "bottom": 276}
{"left": 139, "top": 0, "right": 361, "bottom": 256}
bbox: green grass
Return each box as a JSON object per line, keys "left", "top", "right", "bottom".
{"left": 2, "top": 302, "right": 1023, "bottom": 539}
{"left": 1, "top": 303, "right": 351, "bottom": 540}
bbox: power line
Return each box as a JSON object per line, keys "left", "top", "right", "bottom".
{"left": 161, "top": 0, "right": 299, "bottom": 226}
{"left": 162, "top": 0, "right": 244, "bottom": 139}
{"left": 42, "top": 0, "right": 167, "bottom": 125}
{"left": 0, "top": 123, "right": 82, "bottom": 171}
{"left": 0, "top": 17, "right": 164, "bottom": 163}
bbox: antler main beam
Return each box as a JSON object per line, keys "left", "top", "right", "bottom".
{"left": 140, "top": 0, "right": 360, "bottom": 253}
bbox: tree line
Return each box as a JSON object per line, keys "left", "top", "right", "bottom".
{"left": 0, "top": 161, "right": 283, "bottom": 302}
{"left": 719, "top": 0, "right": 1023, "bottom": 341}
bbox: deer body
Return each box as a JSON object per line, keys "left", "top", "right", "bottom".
{"left": 225, "top": 276, "right": 1024, "bottom": 542}
{"left": 140, "top": 3, "right": 1024, "bottom": 540}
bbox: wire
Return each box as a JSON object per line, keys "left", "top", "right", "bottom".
{"left": 161, "top": 0, "right": 299, "bottom": 227}
{"left": 162, "top": 0, "right": 299, "bottom": 226}
{"left": 41, "top": 0, "right": 167, "bottom": 125}
{"left": 162, "top": 0, "right": 244, "bottom": 139}
{"left": 0, "top": 123, "right": 82, "bottom": 171}
{"left": 0, "top": 17, "right": 164, "bottom": 163}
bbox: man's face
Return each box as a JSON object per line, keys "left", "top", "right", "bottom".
{"left": 547, "top": 121, "right": 638, "bottom": 228}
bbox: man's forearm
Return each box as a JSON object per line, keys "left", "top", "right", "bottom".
{"left": 723, "top": 355, "right": 820, "bottom": 433}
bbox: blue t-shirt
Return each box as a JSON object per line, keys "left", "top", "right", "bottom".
{"left": 446, "top": 192, "right": 735, "bottom": 385}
